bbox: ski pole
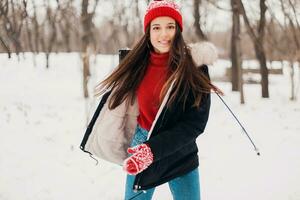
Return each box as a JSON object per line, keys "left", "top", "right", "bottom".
{"left": 215, "top": 92, "right": 260, "bottom": 156}
{"left": 128, "top": 191, "right": 144, "bottom": 200}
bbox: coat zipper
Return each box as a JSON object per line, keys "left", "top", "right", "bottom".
{"left": 158, "top": 108, "right": 167, "bottom": 130}
{"left": 146, "top": 80, "right": 175, "bottom": 140}
{"left": 133, "top": 81, "right": 175, "bottom": 191}
{"left": 134, "top": 174, "right": 142, "bottom": 192}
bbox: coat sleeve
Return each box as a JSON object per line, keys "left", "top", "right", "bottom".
{"left": 145, "top": 66, "right": 211, "bottom": 162}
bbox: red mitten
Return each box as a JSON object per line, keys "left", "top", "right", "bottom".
{"left": 127, "top": 144, "right": 145, "bottom": 154}
{"left": 123, "top": 144, "right": 154, "bottom": 175}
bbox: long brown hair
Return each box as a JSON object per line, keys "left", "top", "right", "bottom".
{"left": 95, "top": 24, "right": 221, "bottom": 110}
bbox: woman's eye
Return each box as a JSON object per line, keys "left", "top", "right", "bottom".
{"left": 168, "top": 26, "right": 175, "bottom": 29}
{"left": 153, "top": 27, "right": 160, "bottom": 30}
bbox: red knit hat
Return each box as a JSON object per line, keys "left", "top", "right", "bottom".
{"left": 144, "top": 0, "right": 183, "bottom": 32}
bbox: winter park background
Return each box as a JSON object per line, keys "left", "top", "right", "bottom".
{"left": 0, "top": 52, "right": 299, "bottom": 200}
{"left": 1, "top": 0, "right": 300, "bottom": 199}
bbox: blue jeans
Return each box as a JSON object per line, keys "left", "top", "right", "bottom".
{"left": 124, "top": 125, "right": 201, "bottom": 200}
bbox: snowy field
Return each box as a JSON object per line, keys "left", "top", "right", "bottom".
{"left": 0, "top": 53, "right": 300, "bottom": 200}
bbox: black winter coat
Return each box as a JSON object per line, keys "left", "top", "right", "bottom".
{"left": 80, "top": 65, "right": 211, "bottom": 191}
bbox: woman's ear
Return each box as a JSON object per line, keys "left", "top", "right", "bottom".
{"left": 189, "top": 42, "right": 218, "bottom": 67}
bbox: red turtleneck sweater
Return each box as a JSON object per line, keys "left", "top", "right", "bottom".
{"left": 137, "top": 51, "right": 170, "bottom": 131}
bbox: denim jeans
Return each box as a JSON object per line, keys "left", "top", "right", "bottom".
{"left": 124, "top": 125, "right": 201, "bottom": 200}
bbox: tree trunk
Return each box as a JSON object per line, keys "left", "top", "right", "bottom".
{"left": 25, "top": 17, "right": 34, "bottom": 53}
{"left": 238, "top": 60, "right": 245, "bottom": 104}
{"left": 46, "top": 53, "right": 50, "bottom": 69}
{"left": 32, "top": 2, "right": 40, "bottom": 53}
{"left": 296, "top": 61, "right": 300, "bottom": 99}
{"left": 289, "top": 60, "right": 295, "bottom": 100}
{"left": 258, "top": 0, "right": 269, "bottom": 98}
{"left": 0, "top": 36, "right": 11, "bottom": 58}
{"left": 193, "top": 0, "right": 208, "bottom": 41}
{"left": 238, "top": 0, "right": 269, "bottom": 98}
{"left": 231, "top": 0, "right": 240, "bottom": 91}
{"left": 82, "top": 52, "right": 90, "bottom": 98}
{"left": 231, "top": 0, "right": 244, "bottom": 103}
{"left": 231, "top": 0, "right": 245, "bottom": 104}
{"left": 254, "top": 43, "right": 269, "bottom": 97}
{"left": 81, "top": 0, "right": 92, "bottom": 98}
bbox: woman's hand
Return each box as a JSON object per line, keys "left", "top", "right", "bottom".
{"left": 123, "top": 144, "right": 154, "bottom": 175}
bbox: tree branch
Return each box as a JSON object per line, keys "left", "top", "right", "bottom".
{"left": 237, "top": 0, "right": 258, "bottom": 43}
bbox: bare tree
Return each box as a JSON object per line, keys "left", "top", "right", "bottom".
{"left": 23, "top": 7, "right": 34, "bottom": 53}
{"left": 31, "top": 0, "right": 41, "bottom": 53}
{"left": 231, "top": 0, "right": 244, "bottom": 103}
{"left": 230, "top": 0, "right": 240, "bottom": 92}
{"left": 238, "top": 0, "right": 269, "bottom": 98}
{"left": 193, "top": 0, "right": 208, "bottom": 40}
{"left": 0, "top": 0, "right": 27, "bottom": 57}
{"left": 279, "top": 0, "right": 300, "bottom": 100}
{"left": 0, "top": 36, "right": 11, "bottom": 58}
{"left": 44, "top": 0, "right": 59, "bottom": 68}
{"left": 0, "top": 0, "right": 11, "bottom": 57}
{"left": 57, "top": 0, "right": 76, "bottom": 52}
{"left": 81, "top": 0, "right": 99, "bottom": 98}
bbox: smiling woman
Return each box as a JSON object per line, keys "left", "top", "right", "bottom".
{"left": 150, "top": 17, "right": 176, "bottom": 54}
{"left": 80, "top": 0, "right": 221, "bottom": 199}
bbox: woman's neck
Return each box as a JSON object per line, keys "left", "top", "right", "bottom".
{"left": 149, "top": 51, "right": 169, "bottom": 67}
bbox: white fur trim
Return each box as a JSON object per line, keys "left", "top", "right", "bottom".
{"left": 85, "top": 95, "right": 139, "bottom": 165}
{"left": 189, "top": 42, "right": 218, "bottom": 66}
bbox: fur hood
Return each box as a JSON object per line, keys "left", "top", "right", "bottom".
{"left": 189, "top": 42, "right": 218, "bottom": 66}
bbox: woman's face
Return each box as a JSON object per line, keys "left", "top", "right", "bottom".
{"left": 150, "top": 16, "right": 176, "bottom": 54}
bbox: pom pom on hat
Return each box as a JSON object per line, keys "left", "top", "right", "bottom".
{"left": 144, "top": 0, "right": 183, "bottom": 32}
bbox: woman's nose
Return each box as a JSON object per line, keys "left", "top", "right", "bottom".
{"left": 160, "top": 28, "right": 169, "bottom": 37}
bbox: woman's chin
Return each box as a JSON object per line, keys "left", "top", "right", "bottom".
{"left": 154, "top": 47, "right": 170, "bottom": 54}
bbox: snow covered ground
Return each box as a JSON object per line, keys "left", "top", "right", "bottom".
{"left": 0, "top": 53, "right": 299, "bottom": 200}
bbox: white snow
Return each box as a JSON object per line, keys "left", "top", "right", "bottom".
{"left": 0, "top": 52, "right": 299, "bottom": 200}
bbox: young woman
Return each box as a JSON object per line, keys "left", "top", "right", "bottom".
{"left": 80, "top": 0, "right": 221, "bottom": 199}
